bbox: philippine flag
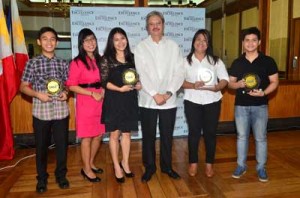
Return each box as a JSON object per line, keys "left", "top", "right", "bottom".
{"left": 11, "top": 0, "right": 29, "bottom": 79}
{"left": 0, "top": 0, "right": 17, "bottom": 160}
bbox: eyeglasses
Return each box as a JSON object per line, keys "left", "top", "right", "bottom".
{"left": 83, "top": 37, "right": 96, "bottom": 44}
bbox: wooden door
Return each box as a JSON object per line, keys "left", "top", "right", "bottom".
{"left": 288, "top": 18, "right": 300, "bottom": 80}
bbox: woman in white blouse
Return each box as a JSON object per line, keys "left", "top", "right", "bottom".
{"left": 182, "top": 29, "right": 229, "bottom": 177}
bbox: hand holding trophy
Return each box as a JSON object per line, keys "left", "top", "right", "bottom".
{"left": 122, "top": 68, "right": 139, "bottom": 88}
{"left": 46, "top": 78, "right": 62, "bottom": 98}
{"left": 242, "top": 73, "right": 261, "bottom": 94}
{"left": 196, "top": 68, "right": 215, "bottom": 89}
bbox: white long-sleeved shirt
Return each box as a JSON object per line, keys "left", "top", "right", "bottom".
{"left": 134, "top": 36, "right": 184, "bottom": 109}
{"left": 183, "top": 54, "right": 229, "bottom": 105}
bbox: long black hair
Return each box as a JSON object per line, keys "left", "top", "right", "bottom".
{"left": 75, "top": 28, "right": 101, "bottom": 70}
{"left": 186, "top": 29, "right": 219, "bottom": 66}
{"left": 103, "top": 27, "right": 134, "bottom": 64}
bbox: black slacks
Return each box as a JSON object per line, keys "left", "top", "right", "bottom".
{"left": 184, "top": 100, "right": 221, "bottom": 164}
{"left": 140, "top": 107, "right": 177, "bottom": 172}
{"left": 33, "top": 116, "right": 69, "bottom": 181}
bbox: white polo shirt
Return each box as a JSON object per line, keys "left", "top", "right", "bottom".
{"left": 183, "top": 54, "right": 229, "bottom": 105}
{"left": 134, "top": 36, "right": 184, "bottom": 109}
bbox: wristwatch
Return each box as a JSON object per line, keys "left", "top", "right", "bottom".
{"left": 166, "top": 91, "right": 173, "bottom": 97}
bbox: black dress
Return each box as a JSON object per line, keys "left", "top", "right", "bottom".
{"left": 100, "top": 57, "right": 139, "bottom": 132}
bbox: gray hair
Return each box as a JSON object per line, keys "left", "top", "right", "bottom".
{"left": 145, "top": 10, "right": 165, "bottom": 30}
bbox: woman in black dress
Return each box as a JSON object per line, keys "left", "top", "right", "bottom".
{"left": 100, "top": 27, "right": 141, "bottom": 183}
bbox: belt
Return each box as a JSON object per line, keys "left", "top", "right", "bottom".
{"left": 79, "top": 82, "right": 101, "bottom": 89}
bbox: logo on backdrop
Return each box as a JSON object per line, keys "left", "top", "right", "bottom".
{"left": 184, "top": 27, "right": 199, "bottom": 32}
{"left": 95, "top": 15, "right": 117, "bottom": 21}
{"left": 184, "top": 16, "right": 204, "bottom": 21}
{"left": 95, "top": 26, "right": 112, "bottom": 32}
{"left": 71, "top": 21, "right": 94, "bottom": 27}
{"left": 165, "top": 21, "right": 183, "bottom": 27}
{"left": 163, "top": 10, "right": 183, "bottom": 16}
{"left": 165, "top": 32, "right": 183, "bottom": 38}
{"left": 119, "top": 21, "right": 140, "bottom": 27}
{"left": 71, "top": 10, "right": 94, "bottom": 16}
{"left": 118, "top": 10, "right": 140, "bottom": 16}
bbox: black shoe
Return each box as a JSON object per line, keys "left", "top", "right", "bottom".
{"left": 141, "top": 170, "right": 155, "bottom": 183}
{"left": 162, "top": 169, "right": 181, "bottom": 179}
{"left": 81, "top": 169, "right": 101, "bottom": 182}
{"left": 119, "top": 162, "right": 135, "bottom": 178}
{"left": 115, "top": 175, "right": 125, "bottom": 183}
{"left": 56, "top": 177, "right": 70, "bottom": 189}
{"left": 92, "top": 168, "right": 104, "bottom": 174}
{"left": 36, "top": 180, "right": 47, "bottom": 193}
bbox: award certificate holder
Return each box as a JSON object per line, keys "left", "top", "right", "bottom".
{"left": 243, "top": 73, "right": 261, "bottom": 93}
{"left": 122, "top": 68, "right": 139, "bottom": 86}
{"left": 197, "top": 68, "right": 215, "bottom": 87}
{"left": 46, "top": 78, "right": 62, "bottom": 96}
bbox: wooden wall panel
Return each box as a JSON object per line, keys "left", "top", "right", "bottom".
{"left": 10, "top": 94, "right": 33, "bottom": 133}
{"left": 225, "top": 13, "right": 240, "bottom": 67}
{"left": 10, "top": 83, "right": 300, "bottom": 134}
{"left": 241, "top": 7, "right": 259, "bottom": 29}
{"left": 10, "top": 94, "right": 76, "bottom": 134}
{"left": 268, "top": 83, "right": 300, "bottom": 118}
{"left": 212, "top": 19, "right": 222, "bottom": 58}
{"left": 293, "top": 0, "right": 300, "bottom": 18}
{"left": 269, "top": 0, "right": 289, "bottom": 72}
{"left": 219, "top": 90, "right": 235, "bottom": 122}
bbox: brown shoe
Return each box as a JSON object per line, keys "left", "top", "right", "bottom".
{"left": 188, "top": 163, "right": 198, "bottom": 176}
{"left": 205, "top": 163, "right": 214, "bottom": 178}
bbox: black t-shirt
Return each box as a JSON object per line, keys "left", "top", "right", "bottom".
{"left": 229, "top": 52, "right": 278, "bottom": 106}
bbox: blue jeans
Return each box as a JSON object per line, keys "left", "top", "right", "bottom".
{"left": 235, "top": 105, "right": 268, "bottom": 171}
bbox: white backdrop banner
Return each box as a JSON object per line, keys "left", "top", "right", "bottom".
{"left": 70, "top": 7, "right": 205, "bottom": 139}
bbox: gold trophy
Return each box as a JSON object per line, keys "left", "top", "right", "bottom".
{"left": 122, "top": 68, "right": 139, "bottom": 86}
{"left": 243, "top": 73, "right": 260, "bottom": 93}
{"left": 46, "top": 78, "right": 62, "bottom": 96}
